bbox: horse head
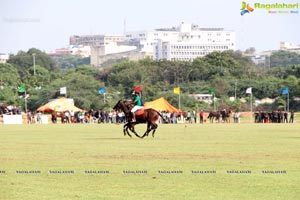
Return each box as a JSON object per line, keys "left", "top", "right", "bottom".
{"left": 113, "top": 100, "right": 122, "bottom": 111}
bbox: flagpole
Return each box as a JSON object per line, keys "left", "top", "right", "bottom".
{"left": 178, "top": 91, "right": 181, "bottom": 110}
{"left": 250, "top": 92, "right": 253, "bottom": 123}
{"left": 213, "top": 93, "right": 216, "bottom": 111}
{"left": 287, "top": 92, "right": 289, "bottom": 112}
{"left": 25, "top": 90, "right": 28, "bottom": 113}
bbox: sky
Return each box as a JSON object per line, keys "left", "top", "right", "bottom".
{"left": 0, "top": 0, "right": 299, "bottom": 54}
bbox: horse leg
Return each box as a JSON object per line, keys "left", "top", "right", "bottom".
{"left": 123, "top": 124, "right": 131, "bottom": 137}
{"left": 128, "top": 122, "right": 141, "bottom": 138}
{"left": 141, "top": 123, "right": 152, "bottom": 138}
{"left": 151, "top": 123, "right": 158, "bottom": 138}
{"left": 125, "top": 122, "right": 135, "bottom": 138}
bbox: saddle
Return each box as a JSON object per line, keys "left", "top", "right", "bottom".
{"left": 134, "top": 108, "right": 145, "bottom": 116}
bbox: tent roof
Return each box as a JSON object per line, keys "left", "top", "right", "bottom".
{"left": 37, "top": 98, "right": 83, "bottom": 112}
{"left": 144, "top": 97, "right": 181, "bottom": 113}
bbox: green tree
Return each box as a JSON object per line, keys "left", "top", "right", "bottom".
{"left": 8, "top": 48, "right": 58, "bottom": 79}
{"left": 271, "top": 50, "right": 300, "bottom": 68}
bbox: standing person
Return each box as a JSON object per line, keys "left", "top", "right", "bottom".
{"left": 283, "top": 111, "right": 288, "bottom": 123}
{"left": 186, "top": 111, "right": 191, "bottom": 123}
{"left": 233, "top": 112, "right": 238, "bottom": 123}
{"left": 289, "top": 111, "right": 294, "bottom": 123}
{"left": 199, "top": 110, "right": 204, "bottom": 124}
{"left": 172, "top": 112, "right": 177, "bottom": 124}
{"left": 36, "top": 111, "right": 42, "bottom": 124}
{"left": 234, "top": 112, "right": 240, "bottom": 123}
{"left": 65, "top": 111, "right": 70, "bottom": 123}
{"left": 130, "top": 91, "right": 143, "bottom": 122}
{"left": 27, "top": 110, "right": 33, "bottom": 124}
{"left": 192, "top": 110, "right": 197, "bottom": 124}
{"left": 70, "top": 110, "right": 75, "bottom": 123}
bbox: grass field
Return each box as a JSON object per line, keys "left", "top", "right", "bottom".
{"left": 0, "top": 123, "right": 299, "bottom": 200}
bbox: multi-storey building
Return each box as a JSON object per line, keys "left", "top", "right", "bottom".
{"left": 70, "top": 35, "right": 124, "bottom": 46}
{"left": 125, "top": 28, "right": 179, "bottom": 58}
{"left": 125, "top": 23, "right": 236, "bottom": 61}
{"left": 71, "top": 23, "right": 236, "bottom": 66}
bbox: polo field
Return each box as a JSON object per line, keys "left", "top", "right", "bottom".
{"left": 0, "top": 123, "right": 299, "bottom": 200}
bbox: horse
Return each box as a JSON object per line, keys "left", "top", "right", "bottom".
{"left": 113, "top": 100, "right": 164, "bottom": 138}
{"left": 0, "top": 103, "right": 12, "bottom": 116}
{"left": 207, "top": 111, "right": 220, "bottom": 123}
{"left": 220, "top": 109, "right": 231, "bottom": 123}
{"left": 51, "top": 111, "right": 69, "bottom": 124}
{"left": 87, "top": 109, "right": 104, "bottom": 123}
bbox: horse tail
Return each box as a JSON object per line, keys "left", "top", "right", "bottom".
{"left": 155, "top": 110, "right": 167, "bottom": 123}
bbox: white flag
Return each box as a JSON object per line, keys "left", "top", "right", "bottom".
{"left": 246, "top": 87, "right": 252, "bottom": 94}
{"left": 60, "top": 87, "right": 67, "bottom": 95}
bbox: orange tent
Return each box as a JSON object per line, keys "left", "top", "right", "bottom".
{"left": 144, "top": 97, "right": 181, "bottom": 113}
{"left": 37, "top": 98, "right": 83, "bottom": 112}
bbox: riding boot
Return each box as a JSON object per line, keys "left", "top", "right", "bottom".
{"left": 132, "top": 113, "right": 136, "bottom": 122}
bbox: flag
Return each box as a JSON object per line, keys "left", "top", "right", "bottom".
{"left": 60, "top": 87, "right": 67, "bottom": 95}
{"left": 98, "top": 87, "right": 106, "bottom": 94}
{"left": 173, "top": 87, "right": 180, "bottom": 94}
{"left": 18, "top": 85, "right": 26, "bottom": 93}
{"left": 134, "top": 85, "right": 141, "bottom": 93}
{"left": 246, "top": 87, "right": 252, "bottom": 94}
{"left": 282, "top": 88, "right": 289, "bottom": 95}
{"left": 209, "top": 88, "right": 215, "bottom": 95}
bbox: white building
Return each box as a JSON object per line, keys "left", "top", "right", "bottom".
{"left": 70, "top": 45, "right": 91, "bottom": 57}
{"left": 280, "top": 41, "right": 300, "bottom": 53}
{"left": 90, "top": 41, "right": 140, "bottom": 67}
{"left": 125, "top": 23, "right": 235, "bottom": 61}
{"left": 125, "top": 28, "right": 179, "bottom": 58}
{"left": 189, "top": 94, "right": 213, "bottom": 104}
{"left": 0, "top": 54, "right": 9, "bottom": 63}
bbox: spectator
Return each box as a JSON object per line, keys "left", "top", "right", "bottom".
{"left": 283, "top": 112, "right": 288, "bottom": 123}
{"left": 289, "top": 111, "right": 294, "bottom": 123}
{"left": 199, "top": 110, "right": 204, "bottom": 124}
{"left": 36, "top": 111, "right": 42, "bottom": 124}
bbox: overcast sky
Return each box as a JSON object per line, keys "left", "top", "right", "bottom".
{"left": 0, "top": 0, "right": 299, "bottom": 54}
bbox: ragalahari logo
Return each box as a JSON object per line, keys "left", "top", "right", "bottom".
{"left": 241, "top": 1, "right": 254, "bottom": 15}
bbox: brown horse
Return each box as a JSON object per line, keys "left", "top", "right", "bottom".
{"left": 0, "top": 103, "right": 10, "bottom": 116}
{"left": 207, "top": 111, "right": 220, "bottom": 123}
{"left": 51, "top": 111, "right": 70, "bottom": 124}
{"left": 113, "top": 100, "right": 164, "bottom": 138}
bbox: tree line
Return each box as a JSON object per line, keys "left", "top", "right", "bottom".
{"left": 1, "top": 48, "right": 300, "bottom": 112}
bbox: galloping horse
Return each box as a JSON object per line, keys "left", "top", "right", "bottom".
{"left": 113, "top": 100, "right": 164, "bottom": 138}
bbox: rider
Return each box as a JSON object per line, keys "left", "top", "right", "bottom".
{"left": 131, "top": 90, "right": 143, "bottom": 122}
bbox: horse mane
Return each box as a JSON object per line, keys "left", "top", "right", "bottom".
{"left": 114, "top": 100, "right": 131, "bottom": 114}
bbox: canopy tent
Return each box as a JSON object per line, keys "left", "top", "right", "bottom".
{"left": 144, "top": 97, "right": 181, "bottom": 113}
{"left": 37, "top": 98, "right": 83, "bottom": 112}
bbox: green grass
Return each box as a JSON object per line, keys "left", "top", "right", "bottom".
{"left": 0, "top": 123, "right": 299, "bottom": 200}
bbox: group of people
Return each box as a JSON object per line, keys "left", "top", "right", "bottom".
{"left": 254, "top": 110, "right": 294, "bottom": 123}
{"left": 0, "top": 104, "right": 22, "bottom": 115}
{"left": 2, "top": 87, "right": 297, "bottom": 125}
